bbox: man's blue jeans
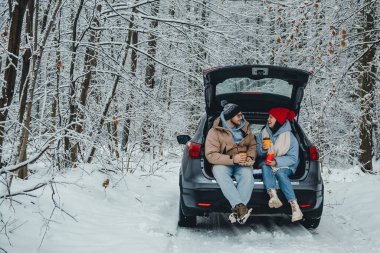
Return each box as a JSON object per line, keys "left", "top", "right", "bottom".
{"left": 260, "top": 162, "right": 296, "bottom": 202}
{"left": 212, "top": 164, "right": 254, "bottom": 208}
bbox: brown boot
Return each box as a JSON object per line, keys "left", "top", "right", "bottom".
{"left": 290, "top": 200, "right": 303, "bottom": 222}
{"left": 268, "top": 189, "right": 283, "bottom": 208}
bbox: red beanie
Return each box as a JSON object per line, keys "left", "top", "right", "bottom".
{"left": 268, "top": 108, "right": 296, "bottom": 125}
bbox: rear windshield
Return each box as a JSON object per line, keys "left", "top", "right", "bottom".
{"left": 216, "top": 77, "right": 293, "bottom": 98}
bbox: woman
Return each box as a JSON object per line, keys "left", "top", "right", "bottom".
{"left": 257, "top": 107, "right": 303, "bottom": 222}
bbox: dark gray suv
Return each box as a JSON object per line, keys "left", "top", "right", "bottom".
{"left": 177, "top": 65, "right": 323, "bottom": 229}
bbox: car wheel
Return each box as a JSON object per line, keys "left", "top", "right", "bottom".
{"left": 301, "top": 217, "right": 321, "bottom": 229}
{"left": 178, "top": 196, "right": 197, "bottom": 227}
{"left": 301, "top": 199, "right": 323, "bottom": 229}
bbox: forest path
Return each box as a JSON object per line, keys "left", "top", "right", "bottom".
{"left": 164, "top": 210, "right": 375, "bottom": 253}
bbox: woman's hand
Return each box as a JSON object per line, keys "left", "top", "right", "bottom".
{"left": 262, "top": 141, "right": 270, "bottom": 150}
{"left": 267, "top": 160, "right": 277, "bottom": 167}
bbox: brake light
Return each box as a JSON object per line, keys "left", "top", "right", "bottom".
{"left": 187, "top": 142, "right": 201, "bottom": 159}
{"left": 197, "top": 202, "right": 212, "bottom": 207}
{"left": 309, "top": 146, "right": 319, "bottom": 161}
{"left": 300, "top": 204, "right": 312, "bottom": 209}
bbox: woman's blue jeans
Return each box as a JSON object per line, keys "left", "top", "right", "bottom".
{"left": 260, "top": 161, "right": 296, "bottom": 202}
{"left": 212, "top": 164, "right": 254, "bottom": 208}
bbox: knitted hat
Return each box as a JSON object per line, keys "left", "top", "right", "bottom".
{"left": 221, "top": 100, "right": 241, "bottom": 120}
{"left": 268, "top": 107, "right": 295, "bottom": 125}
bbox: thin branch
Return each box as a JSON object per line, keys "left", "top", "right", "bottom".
{"left": 0, "top": 141, "right": 51, "bottom": 174}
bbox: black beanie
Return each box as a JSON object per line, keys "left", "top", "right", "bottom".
{"left": 221, "top": 100, "right": 241, "bottom": 120}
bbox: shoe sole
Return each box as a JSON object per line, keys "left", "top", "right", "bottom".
{"left": 292, "top": 215, "right": 303, "bottom": 222}
{"left": 237, "top": 208, "right": 252, "bottom": 224}
{"left": 269, "top": 198, "right": 283, "bottom": 208}
{"left": 228, "top": 213, "right": 237, "bottom": 223}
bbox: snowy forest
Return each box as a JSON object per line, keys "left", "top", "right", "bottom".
{"left": 0, "top": 0, "right": 379, "bottom": 252}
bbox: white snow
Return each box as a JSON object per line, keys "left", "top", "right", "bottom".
{"left": 1, "top": 160, "right": 379, "bottom": 253}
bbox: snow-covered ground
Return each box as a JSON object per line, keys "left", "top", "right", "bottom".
{"left": 1, "top": 159, "right": 379, "bottom": 253}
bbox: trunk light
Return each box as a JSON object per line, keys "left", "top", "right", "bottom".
{"left": 197, "top": 203, "right": 212, "bottom": 207}
{"left": 309, "top": 146, "right": 319, "bottom": 161}
{"left": 187, "top": 142, "right": 201, "bottom": 159}
{"left": 300, "top": 204, "right": 312, "bottom": 209}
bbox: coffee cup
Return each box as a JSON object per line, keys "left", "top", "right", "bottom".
{"left": 263, "top": 137, "right": 271, "bottom": 150}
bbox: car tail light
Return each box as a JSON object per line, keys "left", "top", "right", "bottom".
{"left": 300, "top": 204, "right": 312, "bottom": 209}
{"left": 309, "top": 146, "right": 319, "bottom": 161}
{"left": 197, "top": 202, "right": 212, "bottom": 207}
{"left": 187, "top": 142, "right": 201, "bottom": 159}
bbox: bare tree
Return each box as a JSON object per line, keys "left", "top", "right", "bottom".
{"left": 357, "top": 0, "right": 377, "bottom": 172}
{"left": 0, "top": 0, "right": 29, "bottom": 166}
{"left": 17, "top": 0, "right": 63, "bottom": 179}
{"left": 141, "top": 0, "right": 160, "bottom": 152}
{"left": 71, "top": 4, "right": 103, "bottom": 166}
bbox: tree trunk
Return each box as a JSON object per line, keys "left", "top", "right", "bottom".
{"left": 0, "top": 0, "right": 29, "bottom": 166}
{"left": 71, "top": 4, "right": 102, "bottom": 166}
{"left": 64, "top": 0, "right": 85, "bottom": 167}
{"left": 141, "top": 0, "right": 160, "bottom": 152}
{"left": 17, "top": 0, "right": 63, "bottom": 178}
{"left": 122, "top": 5, "right": 138, "bottom": 152}
{"left": 357, "top": 1, "right": 376, "bottom": 172}
{"left": 18, "top": 0, "right": 33, "bottom": 124}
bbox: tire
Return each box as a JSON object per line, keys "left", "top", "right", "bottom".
{"left": 301, "top": 199, "right": 323, "bottom": 229}
{"left": 301, "top": 217, "right": 321, "bottom": 229}
{"left": 178, "top": 196, "right": 197, "bottom": 227}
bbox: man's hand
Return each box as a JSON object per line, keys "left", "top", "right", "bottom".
{"left": 233, "top": 153, "right": 247, "bottom": 164}
{"left": 239, "top": 157, "right": 254, "bottom": 167}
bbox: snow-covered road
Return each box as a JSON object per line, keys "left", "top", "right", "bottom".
{"left": 166, "top": 211, "right": 374, "bottom": 253}
{"left": 1, "top": 162, "right": 379, "bottom": 253}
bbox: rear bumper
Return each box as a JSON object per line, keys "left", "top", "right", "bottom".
{"left": 181, "top": 187, "right": 323, "bottom": 218}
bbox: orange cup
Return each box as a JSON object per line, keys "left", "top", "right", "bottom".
{"left": 263, "top": 137, "right": 271, "bottom": 150}
{"left": 265, "top": 152, "right": 275, "bottom": 165}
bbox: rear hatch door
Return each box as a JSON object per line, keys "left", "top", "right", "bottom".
{"left": 203, "top": 65, "right": 310, "bottom": 118}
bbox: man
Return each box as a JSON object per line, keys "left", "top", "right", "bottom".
{"left": 205, "top": 100, "right": 257, "bottom": 224}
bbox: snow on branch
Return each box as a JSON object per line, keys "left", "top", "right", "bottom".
{"left": 0, "top": 141, "right": 51, "bottom": 175}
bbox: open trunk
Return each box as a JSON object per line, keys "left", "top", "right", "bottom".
{"left": 201, "top": 65, "right": 311, "bottom": 180}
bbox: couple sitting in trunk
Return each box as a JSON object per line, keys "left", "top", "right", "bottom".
{"left": 205, "top": 100, "right": 303, "bottom": 224}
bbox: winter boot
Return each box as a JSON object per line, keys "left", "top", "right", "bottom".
{"left": 290, "top": 200, "right": 303, "bottom": 222}
{"left": 234, "top": 203, "right": 252, "bottom": 225}
{"left": 228, "top": 206, "right": 238, "bottom": 224}
{"left": 268, "top": 189, "right": 283, "bottom": 208}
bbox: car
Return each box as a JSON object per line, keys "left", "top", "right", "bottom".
{"left": 176, "top": 65, "right": 323, "bottom": 229}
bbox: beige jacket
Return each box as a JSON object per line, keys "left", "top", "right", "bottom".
{"left": 205, "top": 117, "right": 257, "bottom": 165}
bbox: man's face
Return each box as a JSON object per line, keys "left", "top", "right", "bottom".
{"left": 231, "top": 112, "right": 243, "bottom": 126}
{"left": 268, "top": 114, "right": 276, "bottom": 128}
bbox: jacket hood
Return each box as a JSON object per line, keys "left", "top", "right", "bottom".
{"left": 212, "top": 116, "right": 250, "bottom": 134}
{"left": 220, "top": 112, "right": 246, "bottom": 131}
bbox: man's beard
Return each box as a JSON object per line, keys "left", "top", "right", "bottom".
{"left": 232, "top": 120, "right": 241, "bottom": 127}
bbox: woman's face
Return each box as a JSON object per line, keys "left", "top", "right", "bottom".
{"left": 268, "top": 114, "right": 276, "bottom": 128}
